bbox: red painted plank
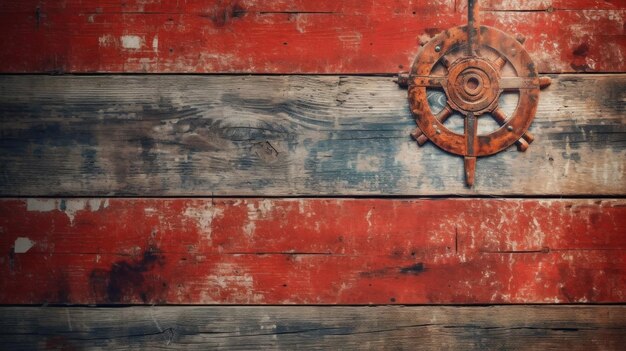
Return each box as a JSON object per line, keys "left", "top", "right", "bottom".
{"left": 1, "top": 198, "right": 624, "bottom": 304}
{"left": 481, "top": 0, "right": 626, "bottom": 10}
{"left": 0, "top": 0, "right": 623, "bottom": 73}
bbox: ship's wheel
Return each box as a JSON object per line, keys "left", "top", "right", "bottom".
{"left": 401, "top": 0, "right": 551, "bottom": 186}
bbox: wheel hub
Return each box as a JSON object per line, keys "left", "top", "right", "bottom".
{"left": 444, "top": 58, "right": 500, "bottom": 115}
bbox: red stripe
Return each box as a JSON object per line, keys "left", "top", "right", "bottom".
{"left": 0, "top": 1, "right": 623, "bottom": 73}
{"left": 1, "top": 198, "right": 624, "bottom": 304}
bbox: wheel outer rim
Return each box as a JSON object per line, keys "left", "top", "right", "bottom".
{"left": 408, "top": 25, "right": 540, "bottom": 157}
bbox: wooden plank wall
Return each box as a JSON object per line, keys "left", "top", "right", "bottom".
{"left": 0, "top": 0, "right": 625, "bottom": 349}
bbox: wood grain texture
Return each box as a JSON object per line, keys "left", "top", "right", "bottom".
{"left": 1, "top": 198, "right": 624, "bottom": 304}
{"left": 1, "top": 74, "right": 624, "bottom": 196}
{"left": 0, "top": 306, "right": 625, "bottom": 350}
{"left": 0, "top": 0, "right": 624, "bottom": 73}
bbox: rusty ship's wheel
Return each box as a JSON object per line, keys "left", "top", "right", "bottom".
{"left": 400, "top": 0, "right": 551, "bottom": 187}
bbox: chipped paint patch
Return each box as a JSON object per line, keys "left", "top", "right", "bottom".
{"left": 26, "top": 199, "right": 57, "bottom": 212}
{"left": 98, "top": 34, "right": 116, "bottom": 48}
{"left": 257, "top": 199, "right": 274, "bottom": 218}
{"left": 121, "top": 35, "right": 143, "bottom": 50}
{"left": 243, "top": 221, "right": 256, "bottom": 238}
{"left": 338, "top": 31, "right": 362, "bottom": 50}
{"left": 204, "top": 263, "right": 264, "bottom": 303}
{"left": 88, "top": 199, "right": 109, "bottom": 211}
{"left": 241, "top": 200, "right": 275, "bottom": 238}
{"left": 25, "top": 199, "right": 109, "bottom": 224}
{"left": 14, "top": 237, "right": 35, "bottom": 253}
{"left": 63, "top": 200, "right": 88, "bottom": 224}
{"left": 184, "top": 203, "right": 224, "bottom": 241}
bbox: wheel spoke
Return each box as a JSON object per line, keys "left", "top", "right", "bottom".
{"left": 412, "top": 76, "right": 446, "bottom": 88}
{"left": 492, "top": 108, "right": 534, "bottom": 151}
{"left": 440, "top": 55, "right": 452, "bottom": 69}
{"left": 464, "top": 156, "right": 477, "bottom": 187}
{"left": 464, "top": 111, "right": 479, "bottom": 187}
{"left": 467, "top": 0, "right": 481, "bottom": 56}
{"left": 491, "top": 107, "right": 508, "bottom": 124}
{"left": 435, "top": 105, "right": 454, "bottom": 124}
{"left": 465, "top": 112, "right": 478, "bottom": 156}
{"left": 492, "top": 55, "right": 507, "bottom": 70}
{"left": 500, "top": 77, "right": 539, "bottom": 90}
{"left": 413, "top": 105, "right": 453, "bottom": 145}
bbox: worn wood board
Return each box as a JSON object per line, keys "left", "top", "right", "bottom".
{"left": 0, "top": 1, "right": 624, "bottom": 73}
{"left": 1, "top": 74, "right": 624, "bottom": 196}
{"left": 1, "top": 306, "right": 625, "bottom": 350}
{"left": 1, "top": 198, "right": 624, "bottom": 304}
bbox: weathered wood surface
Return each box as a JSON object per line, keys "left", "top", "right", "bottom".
{"left": 0, "top": 0, "right": 624, "bottom": 73}
{"left": 1, "top": 198, "right": 624, "bottom": 304}
{"left": 1, "top": 306, "right": 625, "bottom": 350}
{"left": 1, "top": 74, "right": 624, "bottom": 196}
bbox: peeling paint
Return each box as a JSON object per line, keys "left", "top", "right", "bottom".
{"left": 184, "top": 203, "right": 224, "bottom": 241}
{"left": 98, "top": 34, "right": 116, "bottom": 48}
{"left": 14, "top": 237, "right": 35, "bottom": 253}
{"left": 243, "top": 221, "right": 256, "bottom": 238}
{"left": 2, "top": 198, "right": 626, "bottom": 304}
{"left": 152, "top": 35, "right": 159, "bottom": 52}
{"left": 25, "top": 199, "right": 109, "bottom": 224}
{"left": 203, "top": 263, "right": 264, "bottom": 303}
{"left": 26, "top": 199, "right": 57, "bottom": 212}
{"left": 121, "top": 35, "right": 143, "bottom": 50}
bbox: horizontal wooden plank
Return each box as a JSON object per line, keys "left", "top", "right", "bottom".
{"left": 482, "top": 0, "right": 626, "bottom": 11}
{"left": 1, "top": 306, "right": 625, "bottom": 350}
{"left": 0, "top": 1, "right": 624, "bottom": 73}
{"left": 1, "top": 74, "right": 624, "bottom": 196}
{"left": 1, "top": 198, "right": 624, "bottom": 304}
